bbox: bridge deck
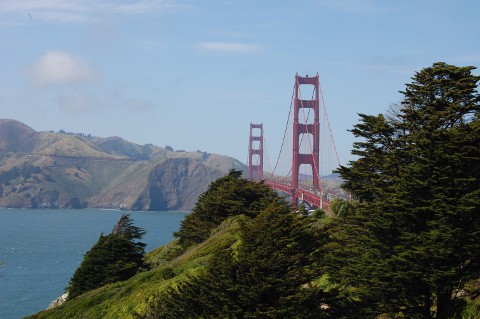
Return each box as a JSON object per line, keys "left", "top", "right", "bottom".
{"left": 265, "top": 180, "right": 331, "bottom": 211}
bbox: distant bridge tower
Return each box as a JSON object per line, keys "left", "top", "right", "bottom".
{"left": 292, "top": 73, "right": 320, "bottom": 205}
{"left": 248, "top": 123, "right": 264, "bottom": 181}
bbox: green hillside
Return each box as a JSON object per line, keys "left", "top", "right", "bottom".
{"left": 26, "top": 171, "right": 266, "bottom": 319}
{"left": 26, "top": 218, "right": 243, "bottom": 318}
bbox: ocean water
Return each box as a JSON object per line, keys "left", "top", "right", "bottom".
{"left": 0, "top": 208, "right": 188, "bottom": 319}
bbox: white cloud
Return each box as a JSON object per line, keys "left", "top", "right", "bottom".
{"left": 27, "top": 51, "right": 99, "bottom": 86}
{"left": 199, "top": 42, "right": 263, "bottom": 53}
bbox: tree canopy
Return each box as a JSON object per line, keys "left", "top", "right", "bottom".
{"left": 67, "top": 214, "right": 147, "bottom": 299}
{"left": 334, "top": 62, "right": 480, "bottom": 318}
{"left": 174, "top": 169, "right": 280, "bottom": 248}
{"left": 143, "top": 202, "right": 329, "bottom": 319}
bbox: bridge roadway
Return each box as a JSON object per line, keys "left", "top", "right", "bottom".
{"left": 265, "top": 180, "right": 331, "bottom": 212}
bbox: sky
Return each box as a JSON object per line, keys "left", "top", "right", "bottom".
{"left": 1, "top": 0, "right": 479, "bottom": 167}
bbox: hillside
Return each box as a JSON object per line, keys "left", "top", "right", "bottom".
{"left": 0, "top": 119, "right": 245, "bottom": 210}
{"left": 26, "top": 216, "right": 245, "bottom": 319}
{"left": 24, "top": 171, "right": 308, "bottom": 319}
{"left": 24, "top": 171, "right": 480, "bottom": 318}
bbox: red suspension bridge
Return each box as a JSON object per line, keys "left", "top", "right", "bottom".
{"left": 247, "top": 73, "right": 349, "bottom": 212}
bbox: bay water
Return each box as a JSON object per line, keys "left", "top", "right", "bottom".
{"left": 0, "top": 208, "right": 188, "bottom": 319}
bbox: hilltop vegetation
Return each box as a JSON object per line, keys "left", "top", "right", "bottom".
{"left": 67, "top": 214, "right": 148, "bottom": 299}
{"left": 0, "top": 120, "right": 245, "bottom": 210}
{"left": 332, "top": 62, "right": 480, "bottom": 318}
{"left": 26, "top": 63, "right": 480, "bottom": 318}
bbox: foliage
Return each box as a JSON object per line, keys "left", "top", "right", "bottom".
{"left": 67, "top": 214, "right": 147, "bottom": 299}
{"left": 144, "top": 239, "right": 184, "bottom": 268}
{"left": 311, "top": 207, "right": 327, "bottom": 219}
{"left": 329, "top": 198, "right": 356, "bottom": 217}
{"left": 142, "top": 202, "right": 331, "bottom": 318}
{"left": 174, "top": 169, "right": 280, "bottom": 248}
{"left": 459, "top": 300, "right": 480, "bottom": 319}
{"left": 27, "top": 214, "right": 246, "bottom": 319}
{"left": 111, "top": 214, "right": 147, "bottom": 240}
{"left": 315, "top": 215, "right": 389, "bottom": 317}
{"left": 297, "top": 203, "right": 309, "bottom": 215}
{"left": 334, "top": 62, "right": 480, "bottom": 318}
{"left": 0, "top": 163, "right": 41, "bottom": 184}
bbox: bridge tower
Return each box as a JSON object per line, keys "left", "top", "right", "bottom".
{"left": 292, "top": 73, "right": 320, "bottom": 206}
{"left": 248, "top": 123, "right": 264, "bottom": 181}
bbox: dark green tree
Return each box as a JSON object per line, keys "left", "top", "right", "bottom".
{"left": 334, "top": 62, "right": 480, "bottom": 318}
{"left": 310, "top": 207, "right": 327, "bottom": 220}
{"left": 67, "top": 214, "right": 146, "bottom": 299}
{"left": 329, "top": 198, "right": 356, "bottom": 217}
{"left": 233, "top": 203, "right": 323, "bottom": 318}
{"left": 174, "top": 169, "right": 279, "bottom": 248}
{"left": 316, "top": 215, "right": 386, "bottom": 318}
{"left": 142, "top": 203, "right": 330, "bottom": 318}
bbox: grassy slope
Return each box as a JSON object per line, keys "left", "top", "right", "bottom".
{"left": 25, "top": 216, "right": 243, "bottom": 319}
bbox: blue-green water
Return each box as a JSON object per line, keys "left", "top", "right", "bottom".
{"left": 0, "top": 208, "right": 188, "bottom": 319}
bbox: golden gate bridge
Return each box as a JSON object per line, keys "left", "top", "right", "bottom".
{"left": 247, "top": 73, "right": 349, "bottom": 211}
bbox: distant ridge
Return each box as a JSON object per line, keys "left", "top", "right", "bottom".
{"left": 0, "top": 119, "right": 245, "bottom": 210}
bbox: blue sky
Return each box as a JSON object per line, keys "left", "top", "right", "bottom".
{"left": 1, "top": 0, "right": 479, "bottom": 166}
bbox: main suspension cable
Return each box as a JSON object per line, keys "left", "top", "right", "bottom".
{"left": 318, "top": 75, "right": 341, "bottom": 167}
{"left": 269, "top": 85, "right": 295, "bottom": 179}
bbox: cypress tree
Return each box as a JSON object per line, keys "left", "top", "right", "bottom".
{"left": 143, "top": 203, "right": 328, "bottom": 318}
{"left": 335, "top": 62, "right": 480, "bottom": 318}
{"left": 174, "top": 169, "right": 279, "bottom": 248}
{"left": 67, "top": 214, "right": 146, "bottom": 299}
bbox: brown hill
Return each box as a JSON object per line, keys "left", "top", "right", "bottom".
{"left": 0, "top": 119, "right": 245, "bottom": 210}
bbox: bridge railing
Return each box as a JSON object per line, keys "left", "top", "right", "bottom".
{"left": 265, "top": 179, "right": 350, "bottom": 212}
